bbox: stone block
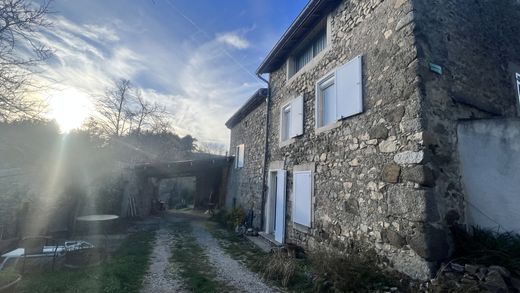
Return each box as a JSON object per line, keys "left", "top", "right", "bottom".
{"left": 387, "top": 106, "right": 405, "bottom": 123}
{"left": 402, "top": 165, "right": 435, "bottom": 186}
{"left": 379, "top": 138, "right": 398, "bottom": 153}
{"left": 386, "top": 185, "right": 439, "bottom": 222}
{"left": 344, "top": 197, "right": 359, "bottom": 215}
{"left": 382, "top": 164, "right": 401, "bottom": 183}
{"left": 383, "top": 229, "right": 407, "bottom": 248}
{"left": 369, "top": 124, "right": 389, "bottom": 139}
{"left": 394, "top": 151, "right": 424, "bottom": 165}
{"left": 396, "top": 11, "right": 414, "bottom": 31}
{"left": 406, "top": 223, "right": 449, "bottom": 261}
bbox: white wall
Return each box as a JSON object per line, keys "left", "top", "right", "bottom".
{"left": 458, "top": 119, "right": 520, "bottom": 233}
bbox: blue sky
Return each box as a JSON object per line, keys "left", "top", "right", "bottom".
{"left": 38, "top": 0, "right": 308, "bottom": 147}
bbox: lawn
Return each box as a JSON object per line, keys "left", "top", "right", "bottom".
{"left": 17, "top": 231, "right": 155, "bottom": 293}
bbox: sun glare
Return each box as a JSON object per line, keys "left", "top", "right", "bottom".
{"left": 50, "top": 88, "right": 92, "bottom": 133}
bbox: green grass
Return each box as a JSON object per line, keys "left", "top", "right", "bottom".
{"left": 17, "top": 231, "right": 155, "bottom": 293}
{"left": 169, "top": 222, "right": 231, "bottom": 293}
{"left": 0, "top": 268, "right": 20, "bottom": 287}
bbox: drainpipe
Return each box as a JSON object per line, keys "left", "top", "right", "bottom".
{"left": 257, "top": 73, "right": 270, "bottom": 231}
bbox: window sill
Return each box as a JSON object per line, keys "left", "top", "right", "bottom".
{"left": 279, "top": 137, "right": 296, "bottom": 148}
{"left": 293, "top": 222, "right": 311, "bottom": 234}
{"left": 286, "top": 46, "right": 331, "bottom": 86}
{"left": 315, "top": 120, "right": 341, "bottom": 135}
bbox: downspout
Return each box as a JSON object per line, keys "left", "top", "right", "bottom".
{"left": 257, "top": 73, "right": 270, "bottom": 231}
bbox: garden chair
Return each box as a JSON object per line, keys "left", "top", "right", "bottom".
{"left": 20, "top": 236, "right": 60, "bottom": 273}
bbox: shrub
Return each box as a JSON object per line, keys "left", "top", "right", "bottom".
{"left": 310, "top": 249, "right": 403, "bottom": 293}
{"left": 210, "top": 208, "right": 246, "bottom": 229}
{"left": 452, "top": 226, "right": 520, "bottom": 274}
{"left": 226, "top": 208, "right": 246, "bottom": 228}
{"left": 261, "top": 250, "right": 296, "bottom": 287}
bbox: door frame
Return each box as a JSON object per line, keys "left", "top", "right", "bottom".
{"left": 265, "top": 169, "right": 286, "bottom": 243}
{"left": 265, "top": 170, "right": 277, "bottom": 235}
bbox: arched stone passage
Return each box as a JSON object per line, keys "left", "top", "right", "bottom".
{"left": 121, "top": 157, "right": 232, "bottom": 217}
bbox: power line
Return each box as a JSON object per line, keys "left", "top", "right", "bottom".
{"left": 163, "top": 0, "right": 261, "bottom": 82}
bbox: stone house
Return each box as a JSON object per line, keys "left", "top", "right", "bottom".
{"left": 225, "top": 0, "right": 520, "bottom": 280}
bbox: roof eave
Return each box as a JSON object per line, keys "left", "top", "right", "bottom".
{"left": 257, "top": 0, "right": 339, "bottom": 74}
{"left": 225, "top": 88, "right": 268, "bottom": 129}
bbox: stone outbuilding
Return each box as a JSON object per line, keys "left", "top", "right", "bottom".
{"left": 225, "top": 0, "right": 520, "bottom": 280}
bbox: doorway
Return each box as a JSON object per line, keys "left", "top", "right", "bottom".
{"left": 265, "top": 170, "right": 286, "bottom": 244}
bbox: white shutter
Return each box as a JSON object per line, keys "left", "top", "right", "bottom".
{"left": 336, "top": 55, "right": 363, "bottom": 120}
{"left": 290, "top": 96, "right": 304, "bottom": 137}
{"left": 238, "top": 144, "right": 245, "bottom": 168}
{"left": 274, "top": 170, "right": 287, "bottom": 243}
{"left": 293, "top": 171, "right": 312, "bottom": 227}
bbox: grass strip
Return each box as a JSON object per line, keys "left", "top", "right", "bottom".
{"left": 169, "top": 222, "right": 232, "bottom": 293}
{"left": 18, "top": 231, "right": 155, "bottom": 293}
{"left": 205, "top": 222, "right": 314, "bottom": 292}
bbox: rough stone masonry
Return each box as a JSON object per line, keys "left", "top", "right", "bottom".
{"left": 226, "top": 0, "right": 520, "bottom": 280}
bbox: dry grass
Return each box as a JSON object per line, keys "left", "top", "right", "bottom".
{"left": 261, "top": 250, "right": 296, "bottom": 287}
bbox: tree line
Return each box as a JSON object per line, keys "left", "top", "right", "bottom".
{"left": 0, "top": 0, "right": 175, "bottom": 139}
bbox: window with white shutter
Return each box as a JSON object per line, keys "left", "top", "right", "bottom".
{"left": 281, "top": 105, "right": 291, "bottom": 141}
{"left": 290, "top": 96, "right": 304, "bottom": 137}
{"left": 315, "top": 55, "right": 363, "bottom": 129}
{"left": 280, "top": 96, "right": 304, "bottom": 143}
{"left": 293, "top": 170, "right": 312, "bottom": 227}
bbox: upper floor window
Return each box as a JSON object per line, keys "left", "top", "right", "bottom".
{"left": 315, "top": 55, "right": 363, "bottom": 129}
{"left": 280, "top": 96, "right": 304, "bottom": 143}
{"left": 293, "top": 29, "right": 327, "bottom": 74}
{"left": 287, "top": 16, "right": 329, "bottom": 79}
{"left": 281, "top": 104, "right": 292, "bottom": 141}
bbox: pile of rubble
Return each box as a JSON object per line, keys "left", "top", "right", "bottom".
{"left": 420, "top": 263, "right": 520, "bottom": 292}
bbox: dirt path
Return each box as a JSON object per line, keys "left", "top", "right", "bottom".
{"left": 141, "top": 225, "right": 186, "bottom": 293}
{"left": 191, "top": 222, "right": 278, "bottom": 293}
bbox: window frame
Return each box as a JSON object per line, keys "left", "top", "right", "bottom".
{"left": 286, "top": 15, "right": 331, "bottom": 81}
{"left": 315, "top": 72, "right": 336, "bottom": 129}
{"left": 280, "top": 103, "right": 292, "bottom": 142}
{"left": 293, "top": 28, "right": 327, "bottom": 74}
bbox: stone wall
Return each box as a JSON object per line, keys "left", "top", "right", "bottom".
{"left": 266, "top": 0, "right": 436, "bottom": 280}
{"left": 226, "top": 101, "right": 266, "bottom": 227}
{"left": 412, "top": 0, "right": 520, "bottom": 264}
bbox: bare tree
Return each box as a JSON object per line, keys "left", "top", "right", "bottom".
{"left": 133, "top": 89, "right": 167, "bottom": 135}
{"left": 96, "top": 79, "right": 133, "bottom": 137}
{"left": 0, "top": 0, "right": 52, "bottom": 121}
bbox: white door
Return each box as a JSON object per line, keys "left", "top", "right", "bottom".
{"left": 274, "top": 170, "right": 286, "bottom": 243}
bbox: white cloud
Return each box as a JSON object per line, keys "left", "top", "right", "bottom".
{"left": 82, "top": 24, "right": 120, "bottom": 42}
{"left": 29, "top": 12, "right": 261, "bottom": 148}
{"left": 216, "top": 32, "right": 250, "bottom": 50}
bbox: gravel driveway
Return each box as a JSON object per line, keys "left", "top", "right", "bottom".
{"left": 192, "top": 222, "right": 278, "bottom": 293}
{"left": 141, "top": 225, "right": 186, "bottom": 293}
{"left": 141, "top": 213, "right": 277, "bottom": 293}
